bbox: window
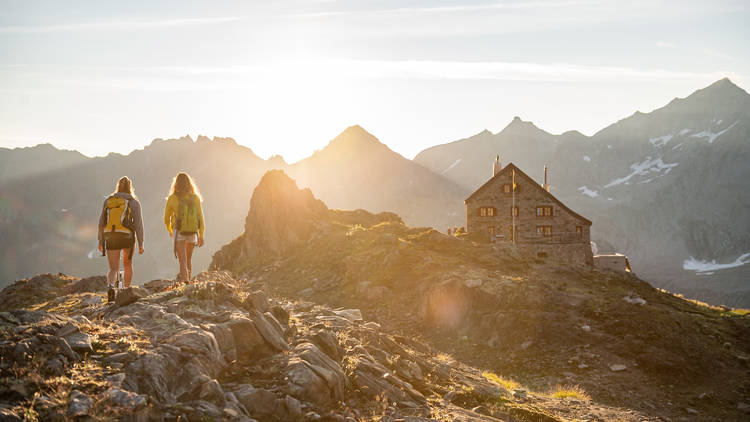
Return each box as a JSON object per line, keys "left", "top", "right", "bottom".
{"left": 479, "top": 207, "right": 496, "bottom": 217}
{"left": 487, "top": 226, "right": 495, "bottom": 236}
{"left": 502, "top": 184, "right": 520, "bottom": 195}
{"left": 510, "top": 206, "right": 519, "bottom": 217}
{"left": 537, "top": 252, "right": 548, "bottom": 258}
{"left": 536, "top": 226, "right": 552, "bottom": 236}
{"left": 576, "top": 226, "right": 583, "bottom": 239}
{"left": 536, "top": 206, "right": 553, "bottom": 217}
{"left": 509, "top": 225, "right": 514, "bottom": 241}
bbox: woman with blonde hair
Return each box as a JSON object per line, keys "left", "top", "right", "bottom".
{"left": 98, "top": 176, "right": 145, "bottom": 302}
{"left": 164, "top": 172, "right": 205, "bottom": 282}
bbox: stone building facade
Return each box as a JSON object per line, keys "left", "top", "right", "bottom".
{"left": 465, "top": 160, "right": 593, "bottom": 265}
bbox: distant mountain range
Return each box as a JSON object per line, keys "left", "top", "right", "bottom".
{"left": 0, "top": 129, "right": 466, "bottom": 285}
{"left": 415, "top": 78, "right": 750, "bottom": 307}
{"left": 1, "top": 78, "right": 747, "bottom": 307}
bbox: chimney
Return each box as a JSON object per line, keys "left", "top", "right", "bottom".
{"left": 493, "top": 155, "right": 501, "bottom": 177}
{"left": 542, "top": 165, "right": 551, "bottom": 192}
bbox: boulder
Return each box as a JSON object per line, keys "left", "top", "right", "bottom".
{"left": 67, "top": 275, "right": 107, "bottom": 294}
{"left": 206, "top": 322, "right": 237, "bottom": 362}
{"left": 67, "top": 390, "right": 92, "bottom": 417}
{"left": 286, "top": 342, "right": 346, "bottom": 406}
{"left": 609, "top": 364, "right": 627, "bottom": 372}
{"left": 142, "top": 279, "right": 174, "bottom": 293}
{"left": 249, "top": 311, "right": 288, "bottom": 351}
{"left": 124, "top": 351, "right": 175, "bottom": 403}
{"left": 229, "top": 317, "right": 271, "bottom": 361}
{"left": 287, "top": 358, "right": 332, "bottom": 406}
{"left": 332, "top": 309, "right": 362, "bottom": 322}
{"left": 199, "top": 379, "right": 226, "bottom": 405}
{"left": 269, "top": 305, "right": 289, "bottom": 325}
{"left": 107, "top": 387, "right": 147, "bottom": 410}
{"left": 65, "top": 332, "right": 93, "bottom": 353}
{"left": 309, "top": 329, "right": 343, "bottom": 362}
{"left": 235, "top": 387, "right": 278, "bottom": 416}
{"left": 242, "top": 290, "right": 269, "bottom": 312}
{"left": 37, "top": 334, "right": 80, "bottom": 362}
{"left": 166, "top": 328, "right": 225, "bottom": 377}
{"left": 116, "top": 287, "right": 148, "bottom": 307}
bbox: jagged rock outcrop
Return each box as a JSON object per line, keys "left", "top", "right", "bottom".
{"left": 211, "top": 170, "right": 328, "bottom": 269}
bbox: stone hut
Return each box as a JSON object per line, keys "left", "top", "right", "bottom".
{"left": 465, "top": 157, "right": 593, "bottom": 265}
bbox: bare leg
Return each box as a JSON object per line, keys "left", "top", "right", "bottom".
{"left": 176, "top": 240, "right": 188, "bottom": 282}
{"left": 185, "top": 242, "right": 195, "bottom": 282}
{"left": 122, "top": 248, "right": 133, "bottom": 288}
{"left": 106, "top": 249, "right": 121, "bottom": 286}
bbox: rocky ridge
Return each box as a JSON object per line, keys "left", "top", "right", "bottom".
{"left": 211, "top": 170, "right": 750, "bottom": 421}
{"left": 0, "top": 271, "right": 657, "bottom": 421}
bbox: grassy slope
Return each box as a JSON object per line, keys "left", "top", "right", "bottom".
{"left": 218, "top": 210, "right": 750, "bottom": 421}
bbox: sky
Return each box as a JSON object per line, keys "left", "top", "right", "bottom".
{"left": 0, "top": 0, "right": 748, "bottom": 162}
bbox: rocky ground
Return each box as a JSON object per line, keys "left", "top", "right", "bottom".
{"left": 2, "top": 170, "right": 749, "bottom": 421}
{"left": 210, "top": 170, "right": 750, "bottom": 421}
{"left": 0, "top": 271, "right": 659, "bottom": 421}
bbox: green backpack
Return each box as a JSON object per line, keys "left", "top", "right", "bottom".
{"left": 177, "top": 194, "right": 200, "bottom": 235}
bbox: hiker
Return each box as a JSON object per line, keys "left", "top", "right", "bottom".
{"left": 164, "top": 172, "right": 205, "bottom": 283}
{"left": 98, "top": 176, "right": 145, "bottom": 302}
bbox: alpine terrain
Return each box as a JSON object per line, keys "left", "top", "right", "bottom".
{"left": 415, "top": 78, "right": 750, "bottom": 307}
{"left": 1, "top": 170, "right": 748, "bottom": 421}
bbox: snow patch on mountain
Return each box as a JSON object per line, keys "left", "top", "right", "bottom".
{"left": 679, "top": 128, "right": 691, "bottom": 136}
{"left": 691, "top": 120, "right": 739, "bottom": 144}
{"left": 672, "top": 143, "right": 684, "bottom": 150}
{"left": 683, "top": 253, "right": 750, "bottom": 273}
{"left": 649, "top": 134, "right": 673, "bottom": 147}
{"left": 441, "top": 158, "right": 462, "bottom": 175}
{"left": 583, "top": 155, "right": 591, "bottom": 162}
{"left": 604, "top": 157, "right": 679, "bottom": 188}
{"left": 578, "top": 186, "right": 599, "bottom": 198}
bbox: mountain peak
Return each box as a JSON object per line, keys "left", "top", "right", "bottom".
{"left": 499, "top": 116, "right": 549, "bottom": 136}
{"left": 321, "top": 125, "right": 388, "bottom": 157}
{"left": 686, "top": 77, "right": 749, "bottom": 102}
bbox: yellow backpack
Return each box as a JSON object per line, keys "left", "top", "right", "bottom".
{"left": 104, "top": 195, "right": 134, "bottom": 233}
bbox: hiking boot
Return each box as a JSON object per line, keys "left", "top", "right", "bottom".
{"left": 107, "top": 286, "right": 116, "bottom": 303}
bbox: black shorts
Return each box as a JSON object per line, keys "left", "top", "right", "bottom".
{"left": 104, "top": 232, "right": 135, "bottom": 250}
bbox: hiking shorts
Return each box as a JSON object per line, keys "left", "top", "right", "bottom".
{"left": 104, "top": 232, "right": 135, "bottom": 250}
{"left": 176, "top": 231, "right": 198, "bottom": 245}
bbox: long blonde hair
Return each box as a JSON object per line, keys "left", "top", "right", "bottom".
{"left": 112, "top": 176, "right": 137, "bottom": 199}
{"left": 169, "top": 172, "right": 202, "bottom": 201}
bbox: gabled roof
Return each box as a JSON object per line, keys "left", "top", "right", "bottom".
{"left": 465, "top": 162, "right": 592, "bottom": 226}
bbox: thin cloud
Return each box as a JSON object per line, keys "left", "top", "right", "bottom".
{"left": 316, "top": 59, "right": 738, "bottom": 84}
{"left": 290, "top": 0, "right": 598, "bottom": 18}
{"left": 0, "top": 17, "right": 239, "bottom": 33}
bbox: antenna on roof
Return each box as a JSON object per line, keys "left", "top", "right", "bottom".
{"left": 543, "top": 165, "right": 550, "bottom": 192}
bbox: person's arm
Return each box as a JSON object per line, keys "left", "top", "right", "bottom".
{"left": 131, "top": 199, "right": 145, "bottom": 249}
{"left": 97, "top": 198, "right": 108, "bottom": 249}
{"left": 164, "top": 195, "right": 175, "bottom": 236}
{"left": 197, "top": 197, "right": 205, "bottom": 245}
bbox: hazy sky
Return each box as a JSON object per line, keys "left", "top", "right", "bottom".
{"left": 0, "top": 0, "right": 748, "bottom": 162}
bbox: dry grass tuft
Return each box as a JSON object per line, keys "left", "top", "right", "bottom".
{"left": 482, "top": 371, "right": 521, "bottom": 391}
{"left": 548, "top": 384, "right": 591, "bottom": 401}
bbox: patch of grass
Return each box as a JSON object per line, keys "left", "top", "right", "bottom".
{"left": 482, "top": 371, "right": 521, "bottom": 391}
{"left": 728, "top": 308, "right": 750, "bottom": 317}
{"left": 435, "top": 353, "right": 454, "bottom": 363}
{"left": 548, "top": 384, "right": 591, "bottom": 401}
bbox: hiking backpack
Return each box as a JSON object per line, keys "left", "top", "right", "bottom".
{"left": 177, "top": 194, "right": 200, "bottom": 235}
{"left": 104, "top": 196, "right": 135, "bottom": 233}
